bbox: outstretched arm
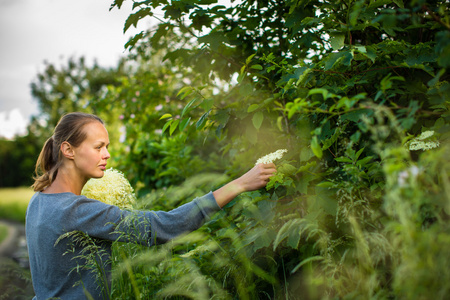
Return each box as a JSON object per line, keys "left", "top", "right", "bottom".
{"left": 212, "top": 163, "right": 276, "bottom": 208}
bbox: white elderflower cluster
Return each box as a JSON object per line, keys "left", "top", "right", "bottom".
{"left": 256, "top": 149, "right": 288, "bottom": 165}
{"left": 81, "top": 168, "right": 136, "bottom": 209}
{"left": 406, "top": 130, "right": 440, "bottom": 151}
{"left": 415, "top": 130, "right": 435, "bottom": 140}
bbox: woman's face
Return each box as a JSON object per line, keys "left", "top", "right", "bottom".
{"left": 72, "top": 121, "right": 110, "bottom": 180}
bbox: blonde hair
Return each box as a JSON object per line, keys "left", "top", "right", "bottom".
{"left": 32, "top": 112, "right": 104, "bottom": 192}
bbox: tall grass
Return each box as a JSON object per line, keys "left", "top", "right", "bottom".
{"left": 0, "top": 187, "right": 34, "bottom": 223}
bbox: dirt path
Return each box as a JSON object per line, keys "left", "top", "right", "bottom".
{"left": 0, "top": 220, "right": 29, "bottom": 268}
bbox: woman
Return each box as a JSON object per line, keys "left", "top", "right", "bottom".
{"left": 26, "top": 112, "right": 276, "bottom": 299}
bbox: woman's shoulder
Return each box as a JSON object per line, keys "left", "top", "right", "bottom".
{"left": 33, "top": 191, "right": 82, "bottom": 199}
{"left": 30, "top": 192, "right": 96, "bottom": 207}
{"left": 28, "top": 191, "right": 119, "bottom": 220}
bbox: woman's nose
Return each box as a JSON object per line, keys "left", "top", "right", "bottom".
{"left": 103, "top": 148, "right": 111, "bottom": 160}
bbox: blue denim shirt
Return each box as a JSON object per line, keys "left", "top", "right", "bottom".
{"left": 25, "top": 191, "right": 220, "bottom": 300}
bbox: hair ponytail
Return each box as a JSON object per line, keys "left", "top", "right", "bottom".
{"left": 32, "top": 136, "right": 58, "bottom": 191}
{"left": 32, "top": 112, "right": 104, "bottom": 192}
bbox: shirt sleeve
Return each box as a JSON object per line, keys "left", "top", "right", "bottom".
{"left": 66, "top": 192, "right": 221, "bottom": 246}
{"left": 144, "top": 191, "right": 221, "bottom": 246}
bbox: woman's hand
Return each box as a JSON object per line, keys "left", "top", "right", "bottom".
{"left": 213, "top": 163, "right": 277, "bottom": 208}
{"left": 234, "top": 163, "right": 277, "bottom": 193}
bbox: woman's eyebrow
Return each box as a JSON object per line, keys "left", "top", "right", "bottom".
{"left": 95, "top": 141, "right": 110, "bottom": 146}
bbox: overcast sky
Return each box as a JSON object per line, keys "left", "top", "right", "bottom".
{"left": 0, "top": 0, "right": 150, "bottom": 138}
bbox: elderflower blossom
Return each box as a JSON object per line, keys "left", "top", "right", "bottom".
{"left": 255, "top": 149, "right": 287, "bottom": 165}
{"left": 81, "top": 168, "right": 136, "bottom": 209}
{"left": 408, "top": 140, "right": 440, "bottom": 151}
{"left": 415, "top": 130, "right": 435, "bottom": 140}
{"left": 406, "top": 130, "right": 440, "bottom": 151}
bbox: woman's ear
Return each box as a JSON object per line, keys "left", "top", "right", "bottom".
{"left": 61, "top": 141, "right": 75, "bottom": 160}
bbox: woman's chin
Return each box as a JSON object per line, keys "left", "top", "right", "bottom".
{"left": 92, "top": 170, "right": 105, "bottom": 178}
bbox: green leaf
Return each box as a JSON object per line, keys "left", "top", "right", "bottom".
{"left": 323, "top": 52, "right": 346, "bottom": 70}
{"left": 329, "top": 32, "right": 345, "bottom": 50}
{"left": 311, "top": 136, "right": 323, "bottom": 159}
{"left": 322, "top": 127, "right": 342, "bottom": 150}
{"left": 177, "top": 86, "right": 193, "bottom": 98}
{"left": 124, "top": 31, "right": 145, "bottom": 50}
{"left": 273, "top": 219, "right": 302, "bottom": 250}
{"left": 132, "top": 1, "right": 152, "bottom": 9}
{"left": 355, "top": 45, "right": 377, "bottom": 63}
{"left": 291, "top": 256, "right": 324, "bottom": 274}
{"left": 159, "top": 113, "right": 172, "bottom": 120}
{"left": 196, "top": 110, "right": 210, "bottom": 130}
{"left": 253, "top": 228, "right": 274, "bottom": 252}
{"left": 251, "top": 64, "right": 263, "bottom": 70}
{"left": 308, "top": 88, "right": 328, "bottom": 99}
{"left": 162, "top": 120, "right": 172, "bottom": 134}
{"left": 355, "top": 148, "right": 365, "bottom": 160}
{"left": 110, "top": 0, "right": 124, "bottom": 10}
{"left": 124, "top": 8, "right": 152, "bottom": 33}
{"left": 181, "top": 98, "right": 198, "bottom": 118}
{"left": 246, "top": 53, "right": 256, "bottom": 64}
{"left": 393, "top": 0, "right": 404, "bottom": 8}
{"left": 247, "top": 104, "right": 259, "bottom": 113}
{"left": 252, "top": 111, "right": 264, "bottom": 130}
{"left": 340, "top": 109, "right": 373, "bottom": 123}
{"left": 335, "top": 157, "right": 353, "bottom": 163}
{"left": 179, "top": 117, "right": 191, "bottom": 131}
{"left": 278, "top": 163, "right": 297, "bottom": 176}
{"left": 200, "top": 98, "right": 214, "bottom": 111}
{"left": 198, "top": 31, "right": 228, "bottom": 51}
{"left": 237, "top": 72, "right": 245, "bottom": 84}
{"left": 277, "top": 116, "right": 283, "bottom": 131}
{"left": 317, "top": 181, "right": 335, "bottom": 188}
{"left": 169, "top": 119, "right": 179, "bottom": 135}
{"left": 357, "top": 156, "right": 373, "bottom": 166}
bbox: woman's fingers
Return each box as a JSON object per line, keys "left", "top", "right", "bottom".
{"left": 238, "top": 163, "right": 277, "bottom": 191}
{"left": 212, "top": 163, "right": 277, "bottom": 208}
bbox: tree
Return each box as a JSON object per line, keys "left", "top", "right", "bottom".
{"left": 30, "top": 56, "right": 127, "bottom": 130}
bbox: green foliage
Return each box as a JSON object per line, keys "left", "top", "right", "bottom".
{"left": 55, "top": 230, "right": 113, "bottom": 300}
{"left": 104, "top": 0, "right": 450, "bottom": 298}
{"left": 0, "top": 258, "right": 34, "bottom": 300}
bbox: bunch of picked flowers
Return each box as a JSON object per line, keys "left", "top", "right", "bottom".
{"left": 255, "top": 149, "right": 288, "bottom": 165}
{"left": 406, "top": 130, "right": 440, "bottom": 151}
{"left": 81, "top": 168, "right": 136, "bottom": 209}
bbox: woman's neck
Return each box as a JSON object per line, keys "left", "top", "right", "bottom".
{"left": 42, "top": 166, "right": 86, "bottom": 195}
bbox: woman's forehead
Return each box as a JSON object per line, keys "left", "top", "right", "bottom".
{"left": 84, "top": 121, "right": 109, "bottom": 142}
